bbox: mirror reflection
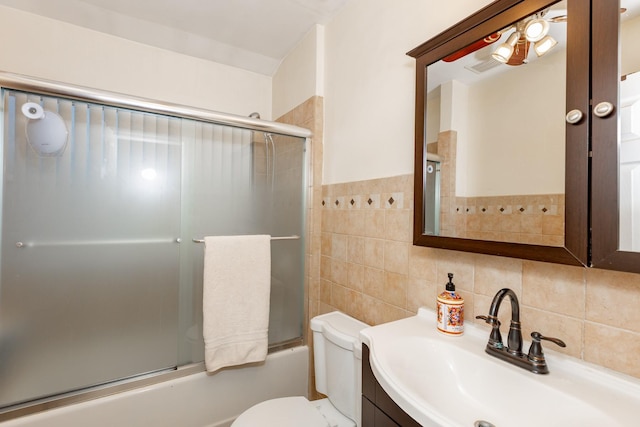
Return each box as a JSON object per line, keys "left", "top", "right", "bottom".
{"left": 619, "top": 0, "right": 640, "bottom": 252}
{"left": 424, "top": 1, "right": 567, "bottom": 246}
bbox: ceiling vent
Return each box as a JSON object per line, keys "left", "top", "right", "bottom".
{"left": 465, "top": 57, "right": 503, "bottom": 74}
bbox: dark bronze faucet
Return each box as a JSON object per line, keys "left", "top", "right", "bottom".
{"left": 476, "top": 288, "right": 566, "bottom": 374}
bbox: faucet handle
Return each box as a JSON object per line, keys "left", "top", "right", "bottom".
{"left": 528, "top": 331, "right": 566, "bottom": 373}
{"left": 475, "top": 315, "right": 500, "bottom": 326}
{"left": 531, "top": 332, "right": 566, "bottom": 349}
{"left": 476, "top": 315, "right": 503, "bottom": 349}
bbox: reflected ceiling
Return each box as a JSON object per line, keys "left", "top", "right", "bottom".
{"left": 428, "top": 0, "right": 640, "bottom": 92}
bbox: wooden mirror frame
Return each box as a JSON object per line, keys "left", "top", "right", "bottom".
{"left": 590, "top": 0, "right": 640, "bottom": 274}
{"left": 408, "top": 0, "right": 589, "bottom": 266}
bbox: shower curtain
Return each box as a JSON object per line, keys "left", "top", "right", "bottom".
{"left": 0, "top": 89, "right": 306, "bottom": 409}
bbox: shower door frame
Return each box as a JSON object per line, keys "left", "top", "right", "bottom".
{"left": 0, "top": 71, "right": 312, "bottom": 422}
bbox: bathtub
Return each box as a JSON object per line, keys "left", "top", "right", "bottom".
{"left": 1, "top": 346, "right": 309, "bottom": 427}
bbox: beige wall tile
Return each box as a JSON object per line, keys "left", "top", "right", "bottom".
{"left": 361, "top": 295, "right": 384, "bottom": 325}
{"left": 320, "top": 279, "right": 332, "bottom": 305}
{"left": 586, "top": 269, "right": 640, "bottom": 333}
{"left": 385, "top": 209, "right": 412, "bottom": 242}
{"left": 436, "top": 250, "right": 475, "bottom": 292}
{"left": 347, "top": 209, "right": 366, "bottom": 237}
{"left": 457, "top": 290, "right": 474, "bottom": 323}
{"left": 364, "top": 209, "right": 386, "bottom": 238}
{"left": 521, "top": 307, "right": 583, "bottom": 359}
{"left": 331, "top": 283, "right": 347, "bottom": 312}
{"left": 383, "top": 272, "right": 408, "bottom": 308}
{"left": 585, "top": 323, "right": 640, "bottom": 378}
{"left": 331, "top": 233, "right": 347, "bottom": 261}
{"left": 384, "top": 240, "right": 409, "bottom": 274}
{"left": 475, "top": 255, "right": 523, "bottom": 297}
{"left": 363, "top": 267, "right": 385, "bottom": 300}
{"left": 320, "top": 255, "right": 332, "bottom": 281}
{"left": 380, "top": 303, "right": 411, "bottom": 324}
{"left": 407, "top": 277, "right": 437, "bottom": 312}
{"left": 542, "top": 214, "right": 564, "bottom": 237}
{"left": 347, "top": 262, "right": 364, "bottom": 292}
{"left": 322, "top": 208, "right": 335, "bottom": 233}
{"left": 347, "top": 235, "right": 364, "bottom": 265}
{"left": 522, "top": 261, "right": 585, "bottom": 318}
{"left": 364, "top": 238, "right": 384, "bottom": 268}
{"left": 331, "top": 258, "right": 348, "bottom": 286}
{"left": 309, "top": 251, "right": 320, "bottom": 280}
{"left": 334, "top": 210, "right": 349, "bottom": 235}
{"left": 409, "top": 245, "right": 438, "bottom": 280}
{"left": 318, "top": 172, "right": 640, "bottom": 381}
{"left": 521, "top": 214, "right": 544, "bottom": 235}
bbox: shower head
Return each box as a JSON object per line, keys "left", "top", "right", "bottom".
{"left": 248, "top": 112, "right": 261, "bottom": 119}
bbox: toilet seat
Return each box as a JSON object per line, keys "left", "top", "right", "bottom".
{"left": 232, "top": 396, "right": 329, "bottom": 427}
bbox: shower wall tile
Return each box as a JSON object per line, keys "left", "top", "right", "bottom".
{"left": 275, "top": 96, "right": 323, "bottom": 399}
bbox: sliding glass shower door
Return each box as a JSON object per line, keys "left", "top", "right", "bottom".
{"left": 0, "top": 90, "right": 182, "bottom": 407}
{"left": 0, "top": 86, "right": 307, "bottom": 410}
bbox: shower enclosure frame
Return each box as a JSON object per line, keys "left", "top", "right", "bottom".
{"left": 0, "top": 71, "right": 312, "bottom": 421}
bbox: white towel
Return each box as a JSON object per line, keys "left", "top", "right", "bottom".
{"left": 203, "top": 235, "right": 271, "bottom": 372}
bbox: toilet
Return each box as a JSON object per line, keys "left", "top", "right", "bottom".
{"left": 231, "top": 311, "right": 369, "bottom": 427}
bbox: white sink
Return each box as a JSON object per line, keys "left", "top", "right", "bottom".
{"left": 360, "top": 308, "right": 640, "bottom": 427}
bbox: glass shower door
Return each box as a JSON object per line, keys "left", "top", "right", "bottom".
{"left": 177, "top": 125, "right": 307, "bottom": 364}
{"left": 0, "top": 90, "right": 181, "bottom": 408}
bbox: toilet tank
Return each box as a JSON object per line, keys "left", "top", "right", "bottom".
{"left": 310, "top": 312, "right": 369, "bottom": 424}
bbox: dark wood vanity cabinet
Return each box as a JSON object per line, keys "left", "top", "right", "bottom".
{"left": 361, "top": 344, "right": 421, "bottom": 427}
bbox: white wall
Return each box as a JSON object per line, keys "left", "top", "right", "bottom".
{"left": 0, "top": 6, "right": 272, "bottom": 118}
{"left": 464, "top": 48, "right": 566, "bottom": 196}
{"left": 322, "top": 0, "right": 493, "bottom": 185}
{"left": 272, "top": 25, "right": 324, "bottom": 119}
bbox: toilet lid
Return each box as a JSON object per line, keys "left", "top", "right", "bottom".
{"left": 232, "top": 396, "right": 329, "bottom": 427}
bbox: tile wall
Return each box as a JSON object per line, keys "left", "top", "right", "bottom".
{"left": 317, "top": 174, "right": 640, "bottom": 380}
{"left": 277, "top": 96, "right": 324, "bottom": 342}
{"left": 433, "top": 130, "right": 564, "bottom": 245}
{"left": 276, "top": 96, "right": 640, "bottom": 397}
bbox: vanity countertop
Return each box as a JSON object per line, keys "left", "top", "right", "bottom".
{"left": 360, "top": 308, "right": 640, "bottom": 427}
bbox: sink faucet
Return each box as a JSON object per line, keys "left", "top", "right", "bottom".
{"left": 476, "top": 288, "right": 566, "bottom": 374}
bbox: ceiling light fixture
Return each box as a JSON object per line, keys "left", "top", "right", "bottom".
{"left": 524, "top": 17, "right": 550, "bottom": 42}
{"left": 490, "top": 8, "right": 560, "bottom": 66}
{"left": 491, "top": 32, "right": 520, "bottom": 63}
{"left": 533, "top": 35, "right": 558, "bottom": 57}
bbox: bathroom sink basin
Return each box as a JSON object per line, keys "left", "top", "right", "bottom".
{"left": 360, "top": 308, "right": 640, "bottom": 427}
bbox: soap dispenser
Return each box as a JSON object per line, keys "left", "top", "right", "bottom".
{"left": 437, "top": 273, "right": 464, "bottom": 335}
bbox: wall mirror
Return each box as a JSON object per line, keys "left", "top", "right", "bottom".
{"left": 408, "top": 0, "right": 589, "bottom": 265}
{"left": 591, "top": 0, "right": 640, "bottom": 274}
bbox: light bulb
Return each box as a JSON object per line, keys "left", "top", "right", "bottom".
{"left": 534, "top": 35, "right": 557, "bottom": 56}
{"left": 524, "top": 18, "right": 550, "bottom": 42}
{"left": 491, "top": 32, "right": 520, "bottom": 63}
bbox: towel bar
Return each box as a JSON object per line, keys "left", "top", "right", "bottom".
{"left": 192, "top": 235, "right": 300, "bottom": 243}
